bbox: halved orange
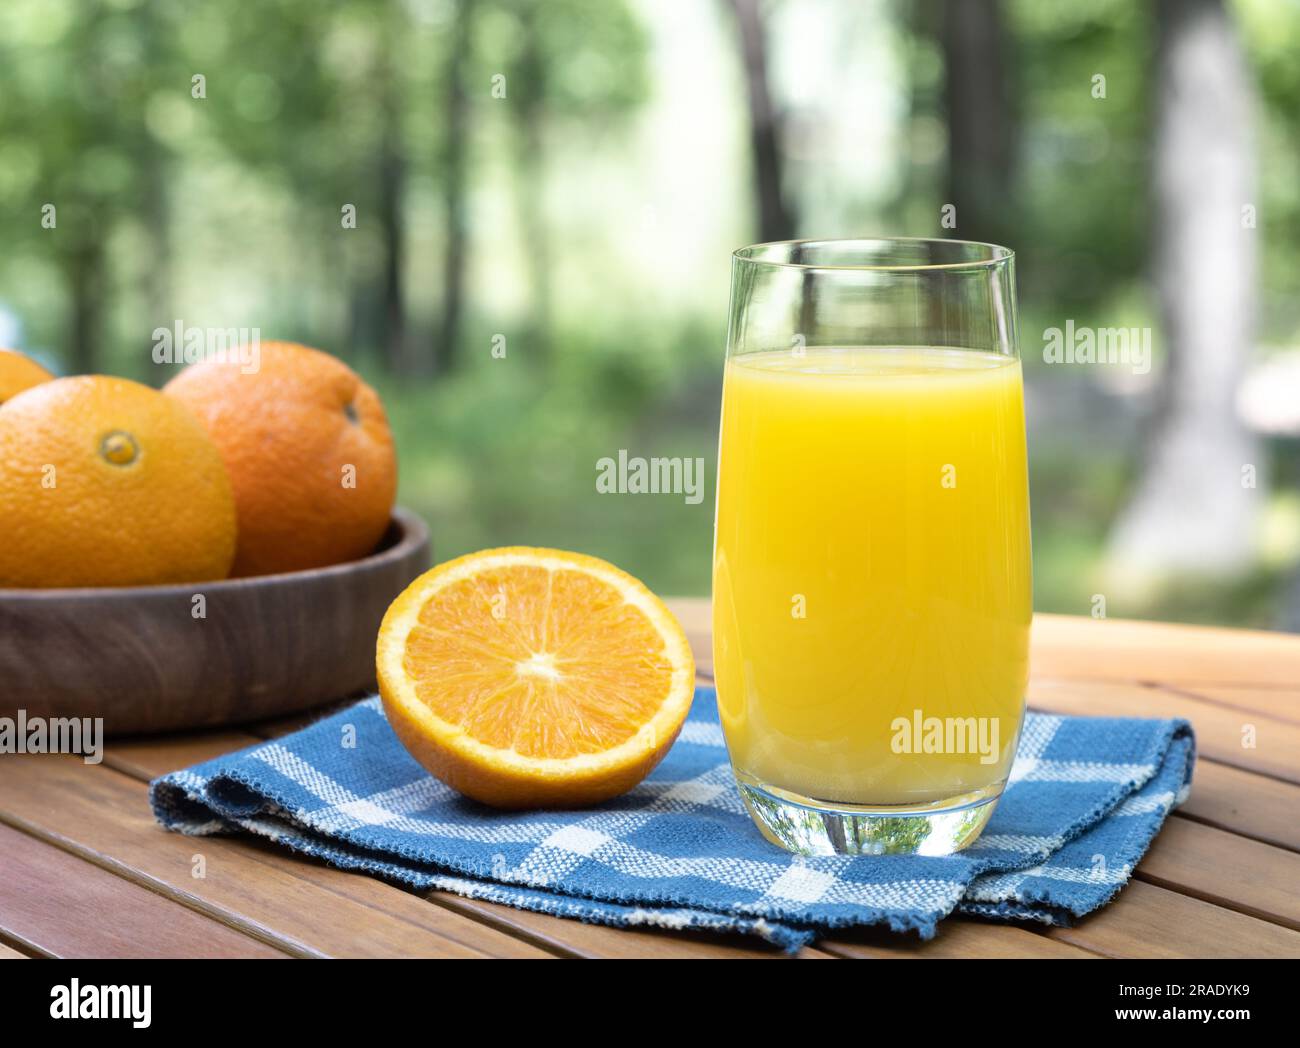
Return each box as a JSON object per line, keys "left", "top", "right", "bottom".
{"left": 376, "top": 547, "right": 696, "bottom": 809}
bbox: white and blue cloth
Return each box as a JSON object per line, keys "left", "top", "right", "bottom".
{"left": 151, "top": 687, "right": 1195, "bottom": 951}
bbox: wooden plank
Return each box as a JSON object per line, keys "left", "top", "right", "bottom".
{"left": 0, "top": 822, "right": 284, "bottom": 959}
{"left": 1047, "top": 879, "right": 1300, "bottom": 958}
{"left": 666, "top": 597, "right": 712, "bottom": 679}
{"left": 1028, "top": 677, "right": 1300, "bottom": 784}
{"left": 1161, "top": 683, "right": 1300, "bottom": 725}
{"left": 109, "top": 730, "right": 261, "bottom": 781}
{"left": 1177, "top": 760, "right": 1300, "bottom": 853}
{"left": 1137, "top": 817, "right": 1300, "bottom": 930}
{"left": 822, "top": 918, "right": 1099, "bottom": 959}
{"left": 0, "top": 755, "right": 550, "bottom": 959}
{"left": 427, "top": 893, "right": 822, "bottom": 959}
{"left": 249, "top": 696, "right": 362, "bottom": 739}
{"left": 1031, "top": 613, "right": 1300, "bottom": 687}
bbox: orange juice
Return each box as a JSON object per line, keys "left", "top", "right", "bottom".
{"left": 712, "top": 346, "right": 1031, "bottom": 807}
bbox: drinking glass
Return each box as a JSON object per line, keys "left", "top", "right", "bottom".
{"left": 712, "top": 237, "right": 1031, "bottom": 856}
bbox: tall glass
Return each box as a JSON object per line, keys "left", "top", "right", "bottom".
{"left": 713, "top": 238, "right": 1031, "bottom": 856}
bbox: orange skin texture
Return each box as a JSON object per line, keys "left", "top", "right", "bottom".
{"left": 0, "top": 376, "right": 237, "bottom": 587}
{"left": 165, "top": 341, "right": 398, "bottom": 576}
{"left": 0, "top": 348, "right": 55, "bottom": 405}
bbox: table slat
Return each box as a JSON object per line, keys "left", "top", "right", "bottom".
{"left": 0, "top": 822, "right": 285, "bottom": 959}
{"left": 426, "top": 893, "right": 823, "bottom": 959}
{"left": 1162, "top": 683, "right": 1300, "bottom": 725}
{"left": 1031, "top": 613, "right": 1300, "bottom": 687}
{"left": 108, "top": 730, "right": 263, "bottom": 782}
{"left": 1029, "top": 678, "right": 1300, "bottom": 784}
{"left": 0, "top": 755, "right": 550, "bottom": 959}
{"left": 1175, "top": 760, "right": 1300, "bottom": 853}
{"left": 1046, "top": 880, "right": 1300, "bottom": 958}
{"left": 821, "top": 918, "right": 1099, "bottom": 959}
{"left": 667, "top": 598, "right": 712, "bottom": 678}
{"left": 1137, "top": 818, "right": 1300, "bottom": 930}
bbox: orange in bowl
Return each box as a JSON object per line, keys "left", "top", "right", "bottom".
{"left": 0, "top": 376, "right": 237, "bottom": 587}
{"left": 377, "top": 547, "right": 696, "bottom": 809}
{"left": 165, "top": 341, "right": 397, "bottom": 576}
{"left": 0, "top": 348, "right": 54, "bottom": 405}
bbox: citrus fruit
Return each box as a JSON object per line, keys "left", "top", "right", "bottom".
{"left": 377, "top": 547, "right": 696, "bottom": 809}
{"left": 0, "top": 348, "right": 54, "bottom": 405}
{"left": 0, "top": 376, "right": 237, "bottom": 587}
{"left": 164, "top": 341, "right": 397, "bottom": 576}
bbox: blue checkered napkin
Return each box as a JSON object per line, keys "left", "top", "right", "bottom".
{"left": 150, "top": 688, "right": 1195, "bottom": 952}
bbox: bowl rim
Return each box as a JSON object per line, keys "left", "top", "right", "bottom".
{"left": 0, "top": 506, "right": 430, "bottom": 600}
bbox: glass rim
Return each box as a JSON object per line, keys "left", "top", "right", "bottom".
{"left": 732, "top": 236, "right": 1015, "bottom": 273}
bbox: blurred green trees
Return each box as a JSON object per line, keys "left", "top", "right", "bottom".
{"left": 0, "top": 0, "right": 1298, "bottom": 624}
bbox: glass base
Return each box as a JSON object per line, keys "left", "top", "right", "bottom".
{"left": 735, "top": 774, "right": 1005, "bottom": 856}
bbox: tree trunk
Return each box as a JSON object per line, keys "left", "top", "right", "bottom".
{"left": 67, "top": 242, "right": 104, "bottom": 375}
{"left": 378, "top": 11, "right": 408, "bottom": 374}
{"left": 437, "top": 0, "right": 471, "bottom": 375}
{"left": 379, "top": 151, "right": 407, "bottom": 374}
{"left": 138, "top": 4, "right": 170, "bottom": 382}
{"left": 1284, "top": 564, "right": 1300, "bottom": 630}
{"left": 513, "top": 4, "right": 550, "bottom": 360}
{"left": 939, "top": 0, "right": 1014, "bottom": 243}
{"left": 142, "top": 138, "right": 171, "bottom": 380}
{"left": 726, "top": 0, "right": 793, "bottom": 242}
{"left": 1105, "top": 0, "right": 1260, "bottom": 582}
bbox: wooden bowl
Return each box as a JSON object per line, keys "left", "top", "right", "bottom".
{"left": 0, "top": 508, "right": 431, "bottom": 735}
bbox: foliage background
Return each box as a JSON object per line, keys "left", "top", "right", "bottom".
{"left": 2, "top": 0, "right": 1298, "bottom": 627}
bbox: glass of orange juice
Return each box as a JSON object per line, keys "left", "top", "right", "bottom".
{"left": 713, "top": 238, "right": 1031, "bottom": 856}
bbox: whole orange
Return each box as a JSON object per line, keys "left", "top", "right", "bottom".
{"left": 164, "top": 341, "right": 398, "bottom": 576}
{"left": 0, "top": 348, "right": 55, "bottom": 405}
{"left": 0, "top": 376, "right": 237, "bottom": 587}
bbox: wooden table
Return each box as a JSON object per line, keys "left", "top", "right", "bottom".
{"left": 2, "top": 600, "right": 1298, "bottom": 959}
